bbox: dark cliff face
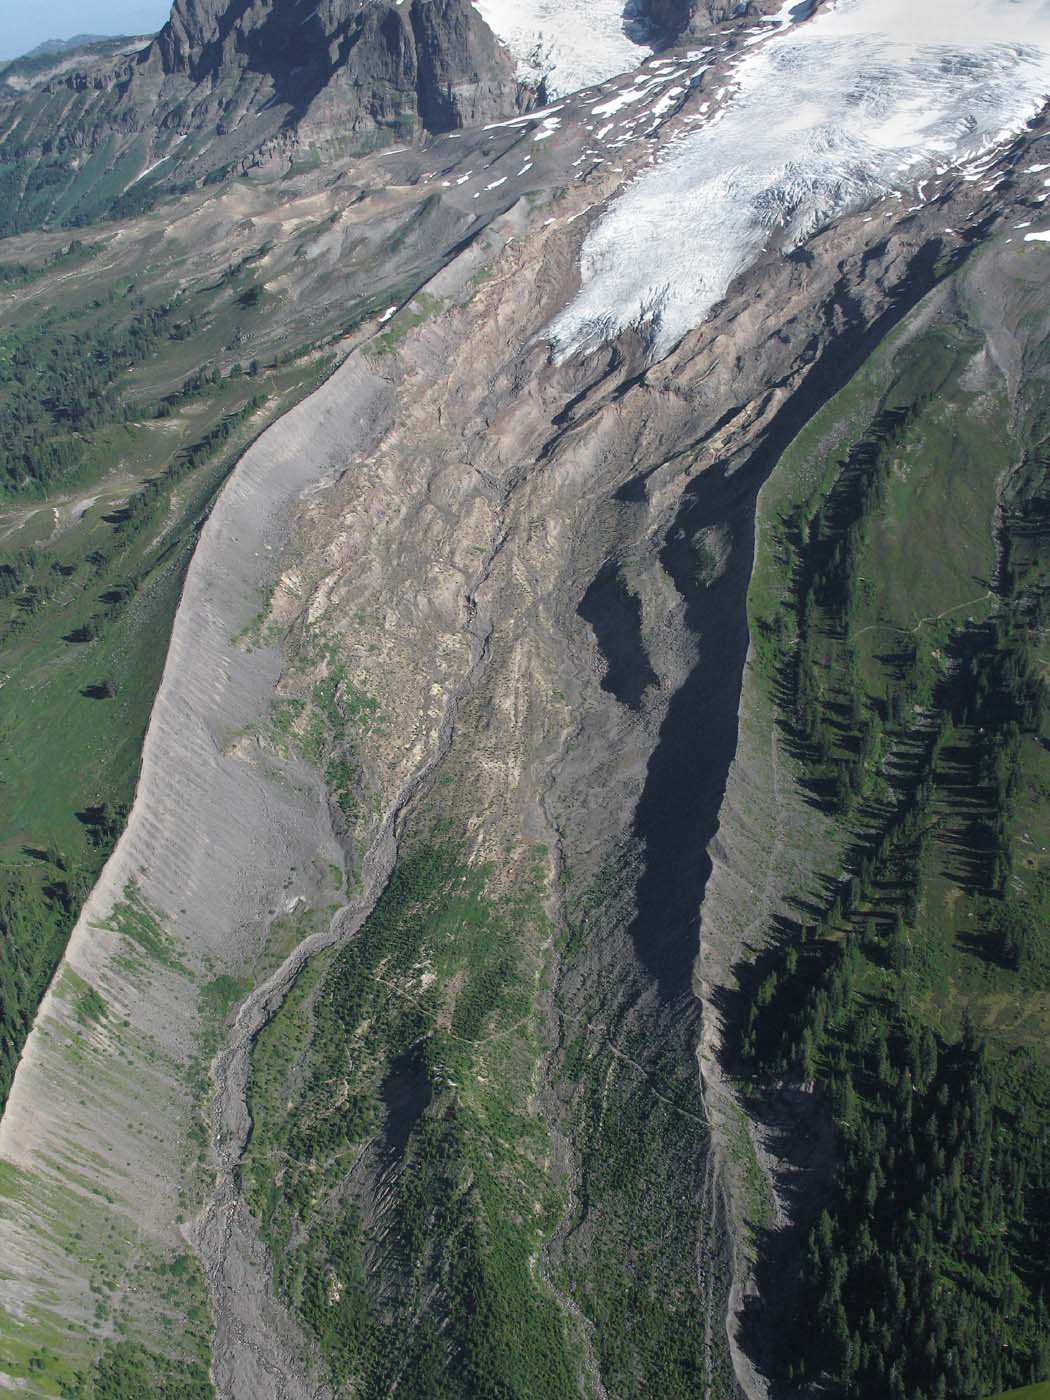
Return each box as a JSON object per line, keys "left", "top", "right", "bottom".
{"left": 153, "top": 0, "right": 240, "bottom": 70}
{"left": 150, "top": 0, "right": 521, "bottom": 133}
{"left": 0, "top": 0, "right": 527, "bottom": 235}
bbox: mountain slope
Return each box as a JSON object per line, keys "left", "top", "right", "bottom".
{"left": 1, "top": 0, "right": 1050, "bottom": 1397}
{"left": 0, "top": 0, "right": 528, "bottom": 237}
{"left": 706, "top": 234, "right": 1050, "bottom": 1397}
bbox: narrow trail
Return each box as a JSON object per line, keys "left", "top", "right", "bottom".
{"left": 853, "top": 589, "right": 993, "bottom": 637}
{"left": 555, "top": 1003, "right": 709, "bottom": 1128}
{"left": 191, "top": 476, "right": 511, "bottom": 1400}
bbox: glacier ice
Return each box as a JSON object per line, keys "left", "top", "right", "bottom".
{"left": 549, "top": 0, "right": 1050, "bottom": 358}
{"left": 472, "top": 0, "right": 652, "bottom": 96}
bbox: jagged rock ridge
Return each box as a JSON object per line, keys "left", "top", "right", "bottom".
{"left": 0, "top": 0, "right": 529, "bottom": 233}
{"left": 148, "top": 0, "right": 525, "bottom": 141}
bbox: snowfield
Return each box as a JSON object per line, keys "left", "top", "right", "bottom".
{"left": 472, "top": 0, "right": 653, "bottom": 95}
{"left": 550, "top": 0, "right": 1050, "bottom": 357}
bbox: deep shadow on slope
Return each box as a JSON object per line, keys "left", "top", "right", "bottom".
{"left": 578, "top": 560, "right": 659, "bottom": 709}
{"left": 699, "top": 238, "right": 999, "bottom": 1385}
{"left": 625, "top": 236, "right": 960, "bottom": 1007}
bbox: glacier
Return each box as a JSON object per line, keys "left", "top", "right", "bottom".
{"left": 549, "top": 0, "right": 1050, "bottom": 357}
{"left": 472, "top": 0, "right": 653, "bottom": 96}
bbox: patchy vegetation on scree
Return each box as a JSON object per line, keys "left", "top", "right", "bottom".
{"left": 244, "top": 837, "right": 581, "bottom": 1399}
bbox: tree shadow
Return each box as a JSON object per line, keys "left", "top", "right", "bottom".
{"left": 80, "top": 682, "right": 115, "bottom": 701}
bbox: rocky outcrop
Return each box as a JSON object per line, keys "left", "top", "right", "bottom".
{"left": 148, "top": 0, "right": 524, "bottom": 137}
{"left": 639, "top": 0, "right": 808, "bottom": 44}
{"left": 0, "top": 0, "right": 529, "bottom": 234}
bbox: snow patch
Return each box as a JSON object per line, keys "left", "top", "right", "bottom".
{"left": 590, "top": 76, "right": 666, "bottom": 119}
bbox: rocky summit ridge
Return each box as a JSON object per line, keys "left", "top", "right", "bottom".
{"left": 0, "top": 0, "right": 530, "bottom": 234}
{"left": 148, "top": 0, "right": 525, "bottom": 138}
